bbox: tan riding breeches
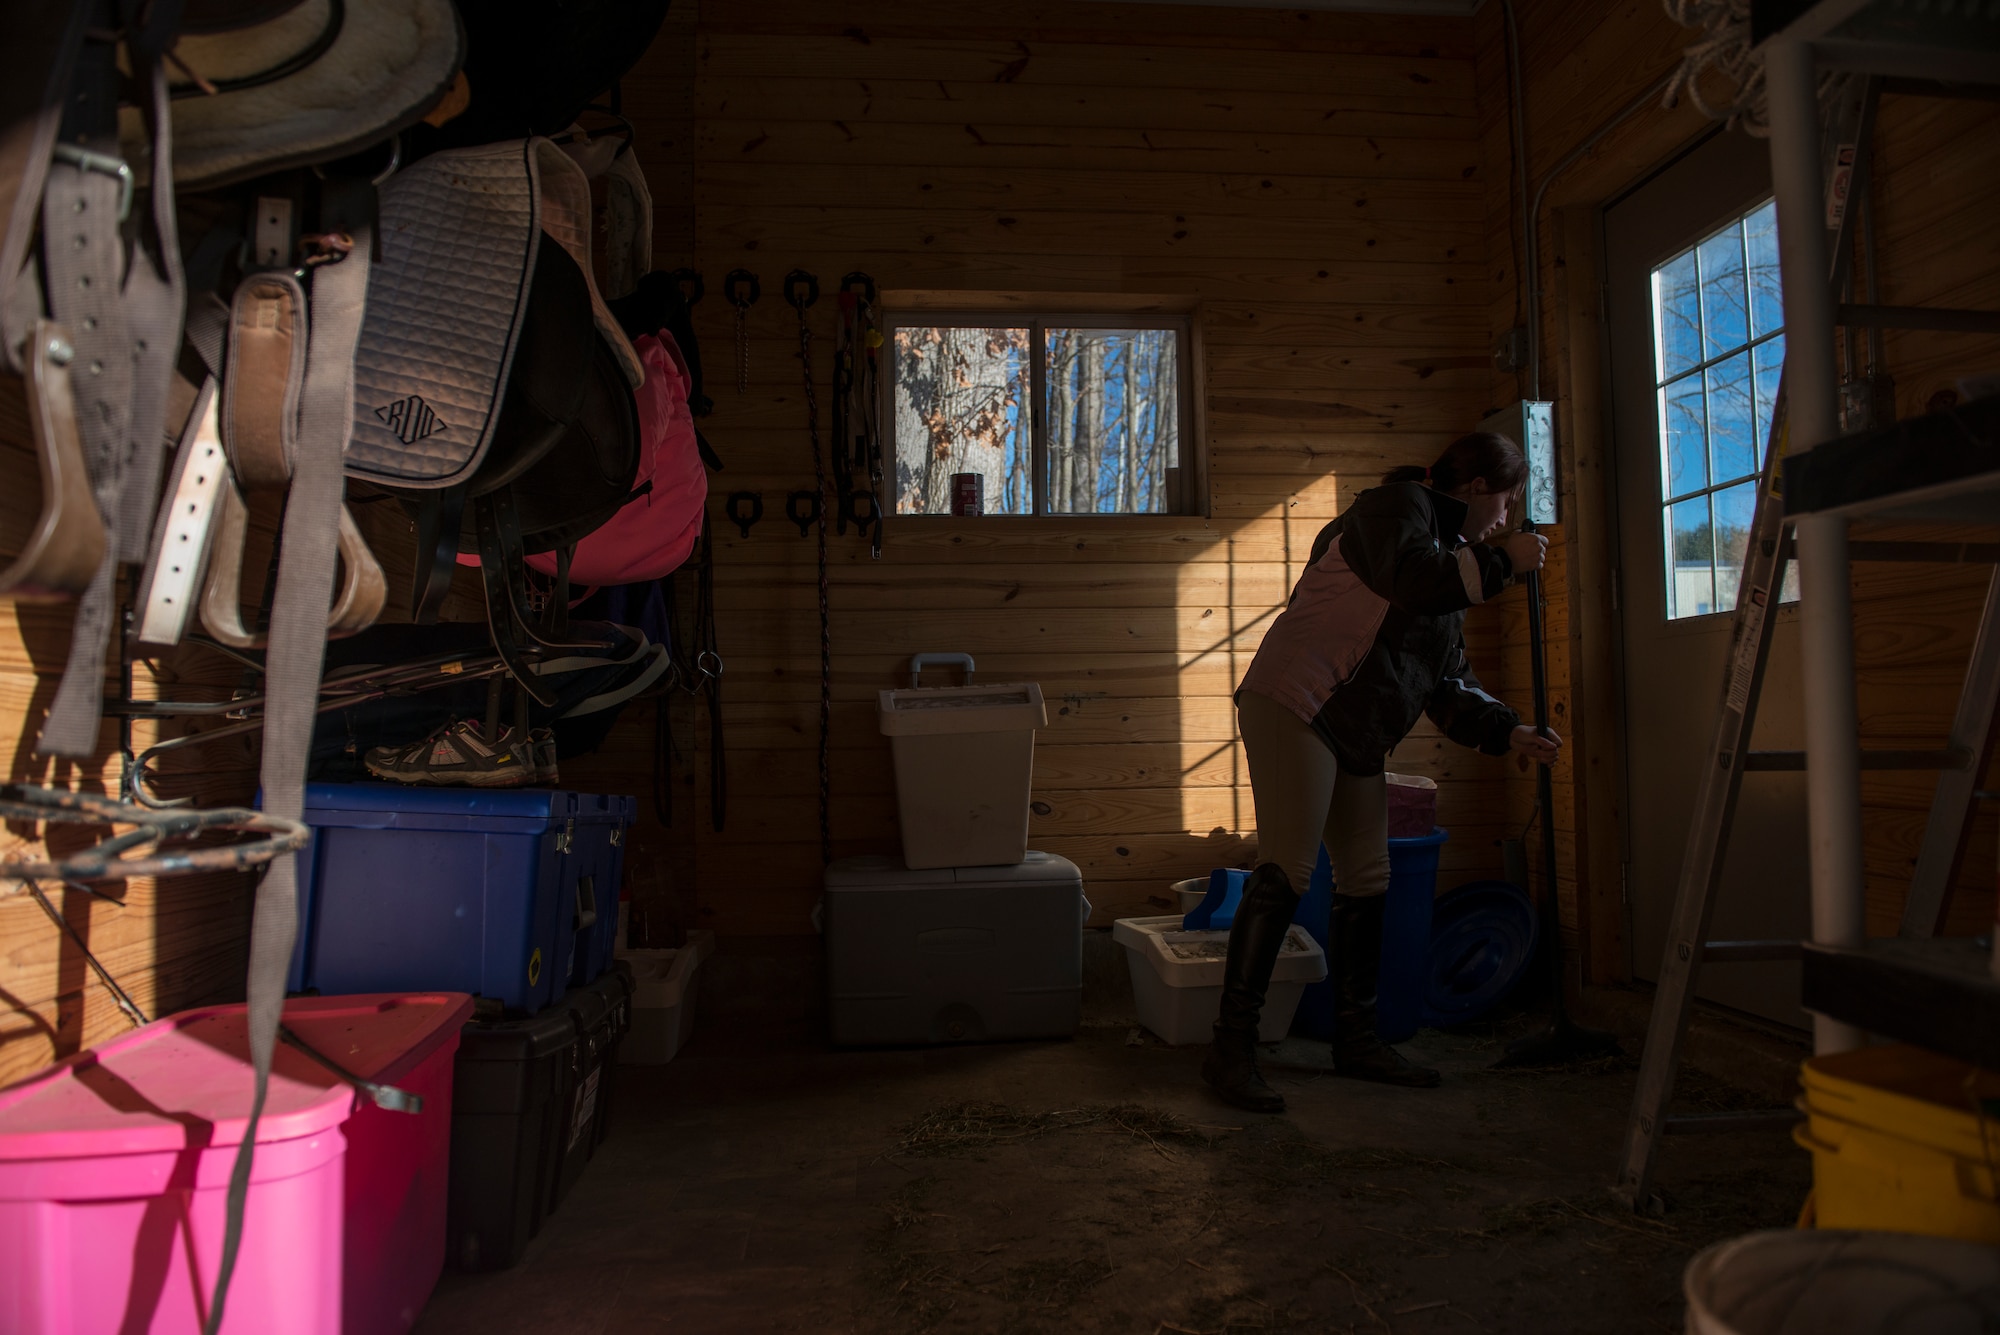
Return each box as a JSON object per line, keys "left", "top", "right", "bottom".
{"left": 1236, "top": 689, "right": 1391, "bottom": 899}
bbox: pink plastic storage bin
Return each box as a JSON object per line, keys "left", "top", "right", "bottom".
{"left": 0, "top": 991, "right": 473, "bottom": 1335}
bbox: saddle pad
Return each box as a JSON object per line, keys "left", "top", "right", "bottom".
{"left": 348, "top": 140, "right": 538, "bottom": 489}
{"left": 348, "top": 139, "right": 644, "bottom": 489}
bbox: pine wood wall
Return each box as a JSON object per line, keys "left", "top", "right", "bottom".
{"left": 586, "top": 0, "right": 1520, "bottom": 940}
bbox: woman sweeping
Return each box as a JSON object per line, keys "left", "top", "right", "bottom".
{"left": 1204, "top": 431, "right": 1560, "bottom": 1113}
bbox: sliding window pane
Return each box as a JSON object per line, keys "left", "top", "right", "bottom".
{"left": 892, "top": 326, "right": 1031, "bottom": 515}
{"left": 1043, "top": 328, "right": 1179, "bottom": 514}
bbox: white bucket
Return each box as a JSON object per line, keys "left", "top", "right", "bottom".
{"left": 1683, "top": 1229, "right": 2000, "bottom": 1334}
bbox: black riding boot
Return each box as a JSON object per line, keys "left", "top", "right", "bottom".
{"left": 1200, "top": 864, "right": 1300, "bottom": 1113}
{"left": 1330, "top": 892, "right": 1441, "bottom": 1088}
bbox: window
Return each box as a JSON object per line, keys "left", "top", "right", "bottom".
{"left": 1650, "top": 199, "right": 1788, "bottom": 620}
{"left": 887, "top": 315, "right": 1191, "bottom": 515}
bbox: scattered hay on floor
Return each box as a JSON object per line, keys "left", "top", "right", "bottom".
{"left": 894, "top": 1100, "right": 1230, "bottom": 1159}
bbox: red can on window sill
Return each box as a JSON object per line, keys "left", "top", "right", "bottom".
{"left": 950, "top": 473, "right": 985, "bottom": 517}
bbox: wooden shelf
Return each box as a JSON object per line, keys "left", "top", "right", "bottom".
{"left": 1783, "top": 394, "right": 2000, "bottom": 525}
{"left": 1801, "top": 937, "right": 2000, "bottom": 1066}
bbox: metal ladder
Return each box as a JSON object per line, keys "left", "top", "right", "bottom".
{"left": 1612, "top": 73, "right": 2000, "bottom": 1213}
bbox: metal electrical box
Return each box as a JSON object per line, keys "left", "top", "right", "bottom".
{"left": 1478, "top": 399, "right": 1556, "bottom": 525}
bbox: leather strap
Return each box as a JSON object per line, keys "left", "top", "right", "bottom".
{"left": 206, "top": 173, "right": 373, "bottom": 1335}
{"left": 132, "top": 376, "right": 224, "bottom": 644}
{"left": 222, "top": 271, "right": 306, "bottom": 490}
{"left": 39, "top": 19, "right": 186, "bottom": 756}
{"left": 0, "top": 321, "right": 105, "bottom": 600}
{"left": 410, "top": 484, "right": 469, "bottom": 622}
{"left": 0, "top": 0, "right": 89, "bottom": 374}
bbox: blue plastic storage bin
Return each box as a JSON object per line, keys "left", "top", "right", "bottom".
{"left": 287, "top": 784, "right": 635, "bottom": 1014}
{"left": 566, "top": 793, "right": 637, "bottom": 987}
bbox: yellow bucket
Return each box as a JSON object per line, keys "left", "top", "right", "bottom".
{"left": 1795, "top": 1043, "right": 2000, "bottom": 1243}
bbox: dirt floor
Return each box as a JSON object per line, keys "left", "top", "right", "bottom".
{"left": 415, "top": 953, "right": 1811, "bottom": 1335}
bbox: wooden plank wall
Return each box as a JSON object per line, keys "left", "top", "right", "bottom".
{"left": 585, "top": 0, "right": 1523, "bottom": 940}
{"left": 1470, "top": 0, "right": 2000, "bottom": 987}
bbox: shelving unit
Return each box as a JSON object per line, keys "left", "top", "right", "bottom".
{"left": 1764, "top": 0, "right": 2000, "bottom": 1052}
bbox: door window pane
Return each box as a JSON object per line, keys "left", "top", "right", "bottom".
{"left": 1653, "top": 252, "right": 1702, "bottom": 381}
{"left": 1669, "top": 496, "right": 1715, "bottom": 620}
{"left": 1044, "top": 328, "right": 1180, "bottom": 515}
{"left": 1698, "top": 228, "right": 1749, "bottom": 359}
{"left": 1649, "top": 199, "right": 1789, "bottom": 620}
{"left": 1661, "top": 374, "right": 1707, "bottom": 498}
{"left": 1706, "top": 352, "right": 1757, "bottom": 484}
{"left": 1746, "top": 201, "right": 1783, "bottom": 339}
{"left": 892, "top": 326, "right": 1031, "bottom": 515}
{"left": 1753, "top": 335, "right": 1785, "bottom": 451}
{"left": 1712, "top": 481, "right": 1758, "bottom": 614}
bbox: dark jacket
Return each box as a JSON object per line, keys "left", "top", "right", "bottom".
{"left": 1240, "top": 482, "right": 1520, "bottom": 775}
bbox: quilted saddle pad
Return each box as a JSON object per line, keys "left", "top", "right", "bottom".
{"left": 348, "top": 138, "right": 641, "bottom": 490}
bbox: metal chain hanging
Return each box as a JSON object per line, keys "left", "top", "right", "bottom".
{"left": 725, "top": 268, "right": 759, "bottom": 394}
{"left": 786, "top": 269, "right": 832, "bottom": 867}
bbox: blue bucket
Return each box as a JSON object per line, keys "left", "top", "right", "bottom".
{"left": 1286, "top": 829, "right": 1448, "bottom": 1044}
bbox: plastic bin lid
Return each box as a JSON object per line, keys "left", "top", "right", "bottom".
{"left": 568, "top": 792, "right": 639, "bottom": 825}
{"left": 0, "top": 992, "right": 471, "bottom": 1160}
{"left": 303, "top": 781, "right": 568, "bottom": 828}
{"left": 825, "top": 850, "right": 1081, "bottom": 889}
{"left": 878, "top": 682, "right": 1047, "bottom": 737}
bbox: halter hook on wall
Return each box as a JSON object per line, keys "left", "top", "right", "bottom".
{"left": 724, "top": 268, "right": 759, "bottom": 393}
{"left": 786, "top": 490, "right": 821, "bottom": 537}
{"left": 784, "top": 268, "right": 820, "bottom": 312}
{"left": 725, "top": 490, "right": 763, "bottom": 538}
{"left": 668, "top": 267, "right": 704, "bottom": 307}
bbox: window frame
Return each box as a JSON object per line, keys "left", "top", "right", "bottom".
{"left": 880, "top": 309, "right": 1198, "bottom": 518}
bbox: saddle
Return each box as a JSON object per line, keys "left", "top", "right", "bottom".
{"left": 346, "top": 136, "right": 646, "bottom": 703}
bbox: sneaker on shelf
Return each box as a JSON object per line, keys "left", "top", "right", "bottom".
{"left": 530, "top": 727, "right": 559, "bottom": 785}
{"left": 364, "top": 719, "right": 535, "bottom": 788}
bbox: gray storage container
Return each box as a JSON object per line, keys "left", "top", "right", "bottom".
{"left": 824, "top": 851, "right": 1087, "bottom": 1045}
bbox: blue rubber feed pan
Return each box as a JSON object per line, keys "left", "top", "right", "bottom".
{"left": 1421, "top": 879, "right": 1539, "bottom": 1027}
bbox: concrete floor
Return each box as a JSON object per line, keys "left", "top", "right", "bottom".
{"left": 414, "top": 939, "right": 1811, "bottom": 1335}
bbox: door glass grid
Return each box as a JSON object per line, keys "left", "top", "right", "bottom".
{"left": 1650, "top": 200, "right": 1787, "bottom": 620}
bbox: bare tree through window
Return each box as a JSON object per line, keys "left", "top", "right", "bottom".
{"left": 890, "top": 317, "right": 1186, "bottom": 516}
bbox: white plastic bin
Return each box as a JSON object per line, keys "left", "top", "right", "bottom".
{"left": 1113, "top": 914, "right": 1327, "bottom": 1045}
{"left": 879, "top": 655, "right": 1047, "bottom": 871}
{"left": 616, "top": 931, "right": 713, "bottom": 1064}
